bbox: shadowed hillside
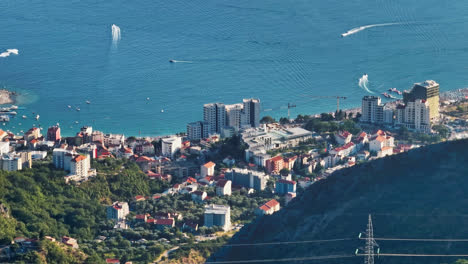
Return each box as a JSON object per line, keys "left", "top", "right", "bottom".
{"left": 209, "top": 139, "right": 468, "bottom": 264}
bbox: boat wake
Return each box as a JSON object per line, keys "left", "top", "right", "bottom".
{"left": 358, "top": 74, "right": 374, "bottom": 94}
{"left": 111, "top": 24, "right": 121, "bottom": 46}
{"left": 169, "top": 60, "right": 193, "bottom": 63}
{"left": 341, "top": 23, "right": 402, "bottom": 37}
{"left": 0, "top": 49, "right": 19, "bottom": 58}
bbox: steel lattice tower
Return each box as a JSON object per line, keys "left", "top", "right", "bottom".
{"left": 364, "top": 214, "right": 378, "bottom": 264}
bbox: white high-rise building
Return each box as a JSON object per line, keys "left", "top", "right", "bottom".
{"left": 187, "top": 121, "right": 210, "bottom": 140}
{"left": 226, "top": 103, "right": 244, "bottom": 131}
{"left": 0, "top": 154, "right": 22, "bottom": 171}
{"left": 204, "top": 103, "right": 226, "bottom": 134}
{"left": 242, "top": 98, "right": 261, "bottom": 128}
{"left": 70, "top": 155, "right": 90, "bottom": 178}
{"left": 161, "top": 136, "right": 182, "bottom": 158}
{"left": 396, "top": 99, "right": 430, "bottom": 132}
{"left": 361, "top": 96, "right": 384, "bottom": 124}
{"left": 204, "top": 204, "right": 231, "bottom": 231}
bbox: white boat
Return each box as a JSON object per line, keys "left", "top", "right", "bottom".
{"left": 67, "top": 105, "right": 72, "bottom": 109}
{"left": 10, "top": 105, "right": 18, "bottom": 110}
{"left": 35, "top": 115, "right": 40, "bottom": 120}
{"left": 75, "top": 121, "right": 79, "bottom": 124}
{"left": 146, "top": 97, "right": 150, "bottom": 101}
{"left": 161, "top": 109, "right": 164, "bottom": 113}
{"left": 76, "top": 107, "right": 80, "bottom": 111}
{"left": 86, "top": 100, "right": 91, "bottom": 104}
{"left": 0, "top": 115, "right": 9, "bottom": 122}
{"left": 22, "top": 115, "right": 27, "bottom": 119}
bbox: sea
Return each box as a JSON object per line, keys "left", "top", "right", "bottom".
{"left": 1, "top": 0, "right": 468, "bottom": 137}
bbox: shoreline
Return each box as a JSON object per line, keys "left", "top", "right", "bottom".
{"left": 5, "top": 88, "right": 468, "bottom": 139}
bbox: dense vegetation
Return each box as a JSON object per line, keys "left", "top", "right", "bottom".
{"left": 0, "top": 159, "right": 171, "bottom": 263}
{"left": 210, "top": 139, "right": 468, "bottom": 264}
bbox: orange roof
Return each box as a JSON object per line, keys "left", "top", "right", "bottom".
{"left": 269, "top": 156, "right": 283, "bottom": 162}
{"left": 265, "top": 199, "right": 279, "bottom": 208}
{"left": 72, "top": 155, "right": 86, "bottom": 162}
{"left": 374, "top": 136, "right": 386, "bottom": 142}
{"left": 203, "top": 161, "right": 216, "bottom": 168}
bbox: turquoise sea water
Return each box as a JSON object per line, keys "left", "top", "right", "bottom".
{"left": 1, "top": 0, "right": 467, "bottom": 136}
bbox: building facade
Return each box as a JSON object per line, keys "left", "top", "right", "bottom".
{"left": 204, "top": 103, "right": 226, "bottom": 134}
{"left": 242, "top": 98, "right": 261, "bottom": 128}
{"left": 225, "top": 168, "right": 269, "bottom": 191}
{"left": 187, "top": 121, "right": 210, "bottom": 140}
{"left": 204, "top": 204, "right": 231, "bottom": 231}
{"left": 161, "top": 136, "right": 182, "bottom": 158}
{"left": 403, "top": 80, "right": 439, "bottom": 120}
{"left": 47, "top": 126, "right": 61, "bottom": 142}
{"left": 395, "top": 100, "right": 431, "bottom": 132}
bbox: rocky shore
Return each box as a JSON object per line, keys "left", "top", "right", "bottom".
{"left": 0, "top": 89, "right": 17, "bottom": 105}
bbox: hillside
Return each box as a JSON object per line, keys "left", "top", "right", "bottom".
{"left": 209, "top": 139, "right": 468, "bottom": 264}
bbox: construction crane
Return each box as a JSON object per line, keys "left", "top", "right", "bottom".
{"left": 262, "top": 102, "right": 296, "bottom": 120}
{"left": 304, "top": 96, "right": 347, "bottom": 112}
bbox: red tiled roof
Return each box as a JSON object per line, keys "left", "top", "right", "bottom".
{"left": 203, "top": 161, "right": 216, "bottom": 168}
{"left": 156, "top": 218, "right": 174, "bottom": 226}
{"left": 135, "top": 214, "right": 147, "bottom": 219}
{"left": 269, "top": 156, "right": 283, "bottom": 162}
{"left": 216, "top": 179, "right": 229, "bottom": 187}
{"left": 333, "top": 142, "right": 355, "bottom": 152}
{"left": 337, "top": 131, "right": 351, "bottom": 139}
{"left": 265, "top": 199, "right": 279, "bottom": 208}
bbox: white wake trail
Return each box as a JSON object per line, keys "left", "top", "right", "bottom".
{"left": 341, "top": 23, "right": 402, "bottom": 37}
{"left": 0, "top": 49, "right": 19, "bottom": 58}
{"left": 111, "top": 24, "right": 121, "bottom": 46}
{"left": 358, "top": 74, "right": 374, "bottom": 94}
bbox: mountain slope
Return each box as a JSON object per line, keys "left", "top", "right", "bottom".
{"left": 210, "top": 139, "right": 468, "bottom": 264}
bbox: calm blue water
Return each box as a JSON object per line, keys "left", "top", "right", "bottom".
{"left": 1, "top": 0, "right": 467, "bottom": 136}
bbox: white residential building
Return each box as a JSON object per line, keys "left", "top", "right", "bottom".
{"left": 161, "top": 136, "right": 182, "bottom": 158}
{"left": 226, "top": 103, "right": 244, "bottom": 131}
{"left": 216, "top": 179, "right": 232, "bottom": 196}
{"left": 395, "top": 99, "right": 431, "bottom": 132}
{"left": 369, "top": 134, "right": 394, "bottom": 152}
{"left": 0, "top": 154, "right": 22, "bottom": 171}
{"left": 0, "top": 142, "right": 9, "bottom": 155}
{"left": 361, "top": 96, "right": 384, "bottom": 124}
{"left": 201, "top": 161, "right": 216, "bottom": 178}
{"left": 204, "top": 204, "right": 231, "bottom": 231}
{"left": 107, "top": 201, "right": 129, "bottom": 222}
{"left": 335, "top": 131, "right": 352, "bottom": 145}
{"left": 187, "top": 121, "right": 210, "bottom": 140}
{"left": 204, "top": 103, "right": 226, "bottom": 134}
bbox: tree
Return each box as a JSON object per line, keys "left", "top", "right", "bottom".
{"left": 0, "top": 215, "right": 15, "bottom": 244}
{"left": 260, "top": 116, "right": 276, "bottom": 124}
{"left": 279, "top": 117, "right": 289, "bottom": 125}
{"left": 398, "top": 126, "right": 409, "bottom": 140}
{"left": 433, "top": 124, "right": 450, "bottom": 139}
{"left": 279, "top": 168, "right": 290, "bottom": 176}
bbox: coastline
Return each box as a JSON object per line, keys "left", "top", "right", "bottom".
{"left": 0, "top": 89, "right": 17, "bottom": 105}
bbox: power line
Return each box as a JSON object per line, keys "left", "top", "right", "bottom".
{"left": 372, "top": 238, "right": 468, "bottom": 242}
{"left": 205, "top": 254, "right": 357, "bottom": 264}
{"left": 359, "top": 253, "right": 468, "bottom": 257}
{"left": 179, "top": 238, "right": 354, "bottom": 248}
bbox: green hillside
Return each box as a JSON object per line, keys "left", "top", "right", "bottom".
{"left": 210, "top": 139, "right": 468, "bottom": 264}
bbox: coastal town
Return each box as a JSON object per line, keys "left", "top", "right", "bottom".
{"left": 2, "top": 79, "right": 468, "bottom": 263}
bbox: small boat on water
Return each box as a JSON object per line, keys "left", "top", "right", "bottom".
{"left": 0, "top": 115, "right": 9, "bottom": 122}
{"left": 10, "top": 105, "right": 18, "bottom": 110}
{"left": 35, "top": 115, "right": 40, "bottom": 120}
{"left": 67, "top": 105, "right": 72, "bottom": 109}
{"left": 389, "top": 87, "right": 403, "bottom": 95}
{"left": 381, "top": 92, "right": 392, "bottom": 99}
{"left": 75, "top": 121, "right": 79, "bottom": 124}
{"left": 86, "top": 100, "right": 91, "bottom": 104}
{"left": 169, "top": 60, "right": 176, "bottom": 63}
{"left": 76, "top": 107, "right": 80, "bottom": 111}
{"left": 22, "top": 115, "right": 27, "bottom": 119}
{"left": 161, "top": 109, "right": 164, "bottom": 113}
{"left": 146, "top": 97, "right": 150, "bottom": 101}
